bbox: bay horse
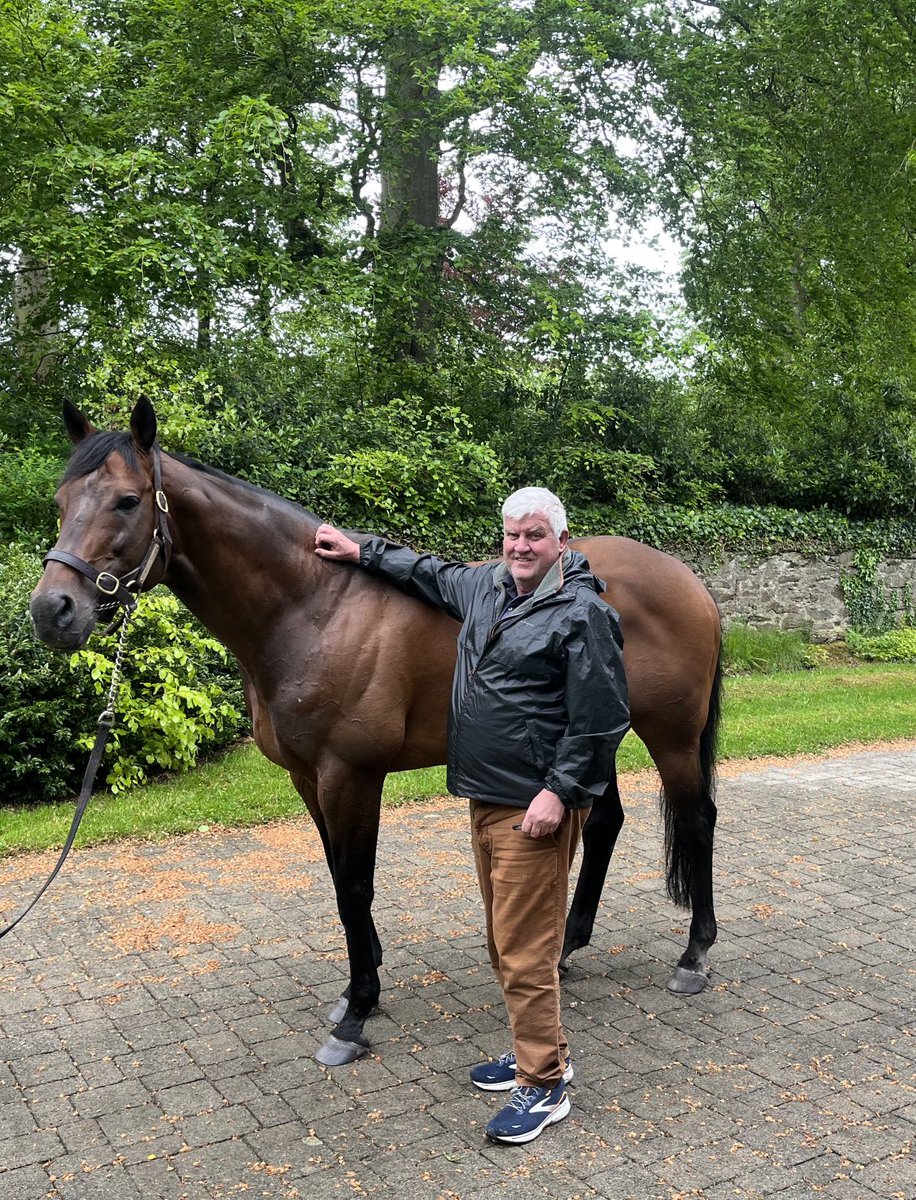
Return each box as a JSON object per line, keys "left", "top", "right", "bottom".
{"left": 29, "top": 398, "right": 722, "bottom": 1066}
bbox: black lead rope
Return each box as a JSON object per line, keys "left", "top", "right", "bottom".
{"left": 0, "top": 714, "right": 113, "bottom": 941}
{"left": 0, "top": 614, "right": 131, "bottom": 943}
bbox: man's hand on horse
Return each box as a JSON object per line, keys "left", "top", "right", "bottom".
{"left": 314, "top": 524, "right": 361, "bottom": 563}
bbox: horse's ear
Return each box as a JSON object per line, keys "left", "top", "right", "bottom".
{"left": 130, "top": 396, "right": 157, "bottom": 452}
{"left": 63, "top": 400, "right": 96, "bottom": 445}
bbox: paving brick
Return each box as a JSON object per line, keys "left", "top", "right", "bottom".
{"left": 71, "top": 1078, "right": 151, "bottom": 1120}
{"left": 51, "top": 1160, "right": 145, "bottom": 1200}
{"left": 156, "top": 1079, "right": 225, "bottom": 1118}
{"left": 0, "top": 1164, "right": 52, "bottom": 1200}
{"left": 0, "top": 1100, "right": 38, "bottom": 1138}
{"left": 0, "top": 1129, "right": 64, "bottom": 1172}
{"left": 0, "top": 746, "right": 913, "bottom": 1200}
{"left": 174, "top": 1102, "right": 260, "bottom": 1145}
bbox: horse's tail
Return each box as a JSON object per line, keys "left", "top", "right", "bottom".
{"left": 662, "top": 642, "right": 723, "bottom": 908}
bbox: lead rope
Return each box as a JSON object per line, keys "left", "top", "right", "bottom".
{"left": 0, "top": 612, "right": 133, "bottom": 942}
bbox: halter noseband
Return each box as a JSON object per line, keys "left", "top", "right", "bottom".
{"left": 43, "top": 445, "right": 173, "bottom": 625}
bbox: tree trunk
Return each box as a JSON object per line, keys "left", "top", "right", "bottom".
{"left": 379, "top": 34, "right": 441, "bottom": 234}
{"left": 13, "top": 253, "right": 60, "bottom": 382}
{"left": 376, "top": 32, "right": 444, "bottom": 368}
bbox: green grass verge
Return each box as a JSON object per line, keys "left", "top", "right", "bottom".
{"left": 2, "top": 664, "right": 915, "bottom": 857}
{"left": 722, "top": 621, "right": 815, "bottom": 674}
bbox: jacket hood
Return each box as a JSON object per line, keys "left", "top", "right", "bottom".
{"left": 561, "top": 548, "right": 606, "bottom": 594}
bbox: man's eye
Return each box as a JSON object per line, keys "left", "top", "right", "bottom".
{"left": 116, "top": 496, "right": 141, "bottom": 513}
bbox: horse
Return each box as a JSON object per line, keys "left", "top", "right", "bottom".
{"left": 29, "top": 398, "right": 723, "bottom": 1066}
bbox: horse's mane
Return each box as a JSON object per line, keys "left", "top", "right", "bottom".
{"left": 169, "top": 451, "right": 320, "bottom": 525}
{"left": 63, "top": 434, "right": 321, "bottom": 527}
{"left": 63, "top": 431, "right": 138, "bottom": 481}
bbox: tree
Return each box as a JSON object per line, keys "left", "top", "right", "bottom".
{"left": 1, "top": 1, "right": 663, "bottom": 424}
{"left": 637, "top": 0, "right": 916, "bottom": 514}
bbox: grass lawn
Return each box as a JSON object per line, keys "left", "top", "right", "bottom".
{"left": 2, "top": 664, "right": 915, "bottom": 857}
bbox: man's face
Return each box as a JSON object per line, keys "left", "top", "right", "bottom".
{"left": 502, "top": 511, "right": 569, "bottom": 596}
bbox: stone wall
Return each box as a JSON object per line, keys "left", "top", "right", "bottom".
{"left": 683, "top": 551, "right": 916, "bottom": 642}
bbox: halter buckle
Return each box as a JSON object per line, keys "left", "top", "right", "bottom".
{"left": 156, "top": 490, "right": 169, "bottom": 513}
{"left": 96, "top": 572, "right": 121, "bottom": 596}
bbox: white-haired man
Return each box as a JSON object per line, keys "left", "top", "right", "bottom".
{"left": 314, "top": 488, "right": 629, "bottom": 1144}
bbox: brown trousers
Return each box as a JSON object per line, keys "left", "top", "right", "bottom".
{"left": 470, "top": 801, "right": 587, "bottom": 1088}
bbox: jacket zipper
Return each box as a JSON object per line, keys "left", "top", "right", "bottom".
{"left": 453, "top": 586, "right": 574, "bottom": 780}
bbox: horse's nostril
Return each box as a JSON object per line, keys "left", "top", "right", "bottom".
{"left": 53, "top": 592, "right": 74, "bottom": 627}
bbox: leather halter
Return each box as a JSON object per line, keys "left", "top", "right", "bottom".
{"left": 43, "top": 444, "right": 173, "bottom": 621}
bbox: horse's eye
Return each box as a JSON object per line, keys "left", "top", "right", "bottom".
{"left": 116, "top": 496, "right": 141, "bottom": 513}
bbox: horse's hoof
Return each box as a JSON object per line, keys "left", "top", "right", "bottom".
{"left": 558, "top": 957, "right": 569, "bottom": 976}
{"left": 667, "top": 965, "right": 709, "bottom": 994}
{"left": 315, "top": 1034, "right": 369, "bottom": 1066}
{"left": 327, "top": 996, "right": 348, "bottom": 1025}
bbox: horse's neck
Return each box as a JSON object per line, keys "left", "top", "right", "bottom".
{"left": 160, "top": 455, "right": 328, "bottom": 661}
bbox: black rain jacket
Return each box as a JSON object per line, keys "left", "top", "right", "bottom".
{"left": 359, "top": 538, "right": 630, "bottom": 809}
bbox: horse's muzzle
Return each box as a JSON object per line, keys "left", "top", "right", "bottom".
{"left": 29, "top": 588, "right": 97, "bottom": 650}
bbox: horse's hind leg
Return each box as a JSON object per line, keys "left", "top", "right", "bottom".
{"left": 561, "top": 777, "right": 624, "bottom": 972}
{"left": 647, "top": 740, "right": 718, "bottom": 994}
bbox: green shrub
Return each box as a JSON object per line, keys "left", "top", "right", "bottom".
{"left": 0, "top": 544, "right": 248, "bottom": 805}
{"left": 0, "top": 544, "right": 100, "bottom": 804}
{"left": 73, "top": 593, "right": 248, "bottom": 793}
{"left": 846, "top": 627, "right": 916, "bottom": 663}
{"left": 722, "top": 622, "right": 817, "bottom": 675}
{"left": 313, "top": 396, "right": 507, "bottom": 544}
{"left": 0, "top": 446, "right": 64, "bottom": 540}
{"left": 840, "top": 548, "right": 908, "bottom": 635}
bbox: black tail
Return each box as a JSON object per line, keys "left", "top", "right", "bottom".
{"left": 662, "top": 643, "right": 723, "bottom": 908}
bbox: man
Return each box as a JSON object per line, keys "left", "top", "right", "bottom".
{"left": 314, "top": 487, "right": 629, "bottom": 1145}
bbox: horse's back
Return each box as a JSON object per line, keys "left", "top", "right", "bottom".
{"left": 572, "top": 536, "right": 720, "bottom": 731}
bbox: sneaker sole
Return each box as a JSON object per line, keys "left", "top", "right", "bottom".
{"left": 472, "top": 1062, "right": 574, "bottom": 1093}
{"left": 485, "top": 1093, "right": 571, "bottom": 1144}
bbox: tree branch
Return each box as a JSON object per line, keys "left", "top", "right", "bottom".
{"left": 442, "top": 125, "right": 470, "bottom": 229}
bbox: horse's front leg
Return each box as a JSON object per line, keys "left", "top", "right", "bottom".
{"left": 311, "top": 761, "right": 385, "bottom": 1066}
{"left": 291, "top": 772, "right": 382, "bottom": 1028}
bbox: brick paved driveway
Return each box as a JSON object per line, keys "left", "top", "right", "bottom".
{"left": 1, "top": 747, "right": 914, "bottom": 1200}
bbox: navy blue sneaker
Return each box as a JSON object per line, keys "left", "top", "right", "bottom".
{"left": 485, "top": 1080, "right": 570, "bottom": 1144}
{"left": 470, "top": 1052, "right": 573, "bottom": 1092}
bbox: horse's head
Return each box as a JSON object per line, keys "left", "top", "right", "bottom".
{"left": 30, "top": 397, "right": 170, "bottom": 650}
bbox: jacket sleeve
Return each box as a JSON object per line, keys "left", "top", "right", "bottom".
{"left": 543, "top": 605, "right": 630, "bottom": 809}
{"left": 358, "top": 535, "right": 481, "bottom": 623}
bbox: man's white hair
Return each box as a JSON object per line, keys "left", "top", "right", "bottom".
{"left": 501, "top": 487, "right": 568, "bottom": 538}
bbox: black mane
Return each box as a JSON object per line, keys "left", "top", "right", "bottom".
{"left": 62, "top": 435, "right": 320, "bottom": 526}
{"left": 63, "top": 431, "right": 142, "bottom": 481}
{"left": 169, "top": 451, "right": 320, "bottom": 523}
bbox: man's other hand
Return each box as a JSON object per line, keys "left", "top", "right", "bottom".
{"left": 521, "top": 788, "right": 565, "bottom": 838}
{"left": 314, "top": 524, "right": 361, "bottom": 563}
